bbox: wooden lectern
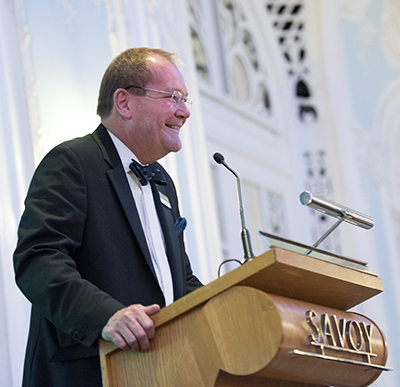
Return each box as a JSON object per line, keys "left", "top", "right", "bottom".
{"left": 99, "top": 247, "right": 390, "bottom": 387}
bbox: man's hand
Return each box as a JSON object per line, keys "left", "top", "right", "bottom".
{"left": 101, "top": 304, "right": 160, "bottom": 351}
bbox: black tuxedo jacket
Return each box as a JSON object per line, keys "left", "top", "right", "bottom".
{"left": 14, "top": 124, "right": 202, "bottom": 387}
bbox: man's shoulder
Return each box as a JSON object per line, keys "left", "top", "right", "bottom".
{"left": 44, "top": 125, "right": 110, "bottom": 160}
{"left": 55, "top": 126, "right": 102, "bottom": 152}
{"left": 31, "top": 126, "right": 112, "bottom": 179}
{"left": 55, "top": 133, "right": 94, "bottom": 152}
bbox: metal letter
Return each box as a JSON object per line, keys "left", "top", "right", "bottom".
{"left": 322, "top": 314, "right": 337, "bottom": 346}
{"left": 346, "top": 320, "right": 363, "bottom": 351}
{"left": 360, "top": 322, "right": 373, "bottom": 353}
{"left": 306, "top": 310, "right": 320, "bottom": 343}
{"left": 331, "top": 315, "right": 345, "bottom": 348}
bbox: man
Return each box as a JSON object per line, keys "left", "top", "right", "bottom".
{"left": 14, "top": 47, "right": 202, "bottom": 387}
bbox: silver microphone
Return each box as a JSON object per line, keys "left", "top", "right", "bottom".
{"left": 299, "top": 191, "right": 374, "bottom": 229}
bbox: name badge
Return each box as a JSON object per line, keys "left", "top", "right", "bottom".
{"left": 159, "top": 191, "right": 171, "bottom": 209}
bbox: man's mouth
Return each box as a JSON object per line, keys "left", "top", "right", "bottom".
{"left": 165, "top": 124, "right": 180, "bottom": 130}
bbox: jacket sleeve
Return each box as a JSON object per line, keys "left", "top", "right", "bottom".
{"left": 14, "top": 144, "right": 124, "bottom": 347}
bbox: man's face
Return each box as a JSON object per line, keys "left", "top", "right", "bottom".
{"left": 128, "top": 56, "right": 191, "bottom": 163}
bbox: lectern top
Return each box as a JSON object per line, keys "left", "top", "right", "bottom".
{"left": 150, "top": 246, "right": 383, "bottom": 330}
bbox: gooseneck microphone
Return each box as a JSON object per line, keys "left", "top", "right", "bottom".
{"left": 299, "top": 191, "right": 374, "bottom": 229}
{"left": 213, "top": 152, "right": 254, "bottom": 262}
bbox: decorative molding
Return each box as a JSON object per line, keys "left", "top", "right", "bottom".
{"left": 190, "top": 27, "right": 210, "bottom": 82}
{"left": 216, "top": 0, "right": 272, "bottom": 117}
{"left": 264, "top": 0, "right": 318, "bottom": 123}
{"left": 266, "top": 190, "right": 287, "bottom": 236}
{"left": 353, "top": 123, "right": 385, "bottom": 186}
{"left": 187, "top": 0, "right": 211, "bottom": 83}
{"left": 189, "top": 0, "right": 273, "bottom": 119}
{"left": 303, "top": 149, "right": 341, "bottom": 254}
{"left": 303, "top": 149, "right": 333, "bottom": 197}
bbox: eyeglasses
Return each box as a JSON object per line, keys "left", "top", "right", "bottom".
{"left": 124, "top": 85, "right": 193, "bottom": 110}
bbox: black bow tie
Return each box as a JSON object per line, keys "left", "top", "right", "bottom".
{"left": 129, "top": 160, "right": 166, "bottom": 186}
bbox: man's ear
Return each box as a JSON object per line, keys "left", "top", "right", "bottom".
{"left": 113, "top": 88, "right": 132, "bottom": 119}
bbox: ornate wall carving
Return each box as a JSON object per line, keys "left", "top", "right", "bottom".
{"left": 188, "top": 0, "right": 272, "bottom": 118}
{"left": 264, "top": 0, "right": 317, "bottom": 122}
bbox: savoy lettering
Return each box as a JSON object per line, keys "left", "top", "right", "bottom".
{"left": 305, "top": 310, "right": 375, "bottom": 362}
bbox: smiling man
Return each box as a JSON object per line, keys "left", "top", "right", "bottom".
{"left": 14, "top": 47, "right": 202, "bottom": 387}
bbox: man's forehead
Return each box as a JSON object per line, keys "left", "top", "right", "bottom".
{"left": 147, "top": 59, "right": 186, "bottom": 90}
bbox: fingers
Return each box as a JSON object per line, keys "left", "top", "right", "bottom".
{"left": 101, "top": 304, "right": 160, "bottom": 352}
{"left": 144, "top": 303, "right": 161, "bottom": 316}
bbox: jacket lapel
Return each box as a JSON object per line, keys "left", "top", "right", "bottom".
{"left": 92, "top": 125, "right": 157, "bottom": 280}
{"left": 150, "top": 180, "right": 184, "bottom": 300}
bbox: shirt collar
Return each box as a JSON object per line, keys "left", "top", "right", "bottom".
{"left": 107, "top": 130, "right": 144, "bottom": 172}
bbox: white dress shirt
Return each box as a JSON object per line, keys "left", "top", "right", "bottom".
{"left": 108, "top": 130, "right": 174, "bottom": 306}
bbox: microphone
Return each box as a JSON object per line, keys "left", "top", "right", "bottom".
{"left": 299, "top": 191, "right": 374, "bottom": 229}
{"left": 213, "top": 152, "right": 254, "bottom": 262}
{"left": 299, "top": 190, "right": 374, "bottom": 255}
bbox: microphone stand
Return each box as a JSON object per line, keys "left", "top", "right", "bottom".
{"left": 213, "top": 153, "right": 254, "bottom": 262}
